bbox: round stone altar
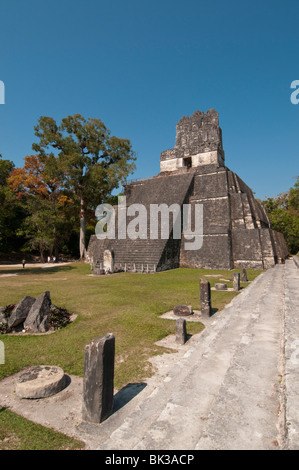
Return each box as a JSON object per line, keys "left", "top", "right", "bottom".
{"left": 173, "top": 305, "right": 193, "bottom": 317}
{"left": 16, "top": 365, "right": 66, "bottom": 399}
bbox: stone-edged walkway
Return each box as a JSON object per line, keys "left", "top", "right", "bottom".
{"left": 0, "top": 260, "right": 298, "bottom": 450}
{"left": 94, "top": 259, "right": 298, "bottom": 450}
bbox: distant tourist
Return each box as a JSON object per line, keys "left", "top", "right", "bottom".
{"left": 22, "top": 259, "right": 26, "bottom": 269}
{"left": 47, "top": 256, "right": 51, "bottom": 263}
{"left": 52, "top": 256, "right": 56, "bottom": 263}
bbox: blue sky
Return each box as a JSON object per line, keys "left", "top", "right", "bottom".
{"left": 0, "top": 0, "right": 298, "bottom": 199}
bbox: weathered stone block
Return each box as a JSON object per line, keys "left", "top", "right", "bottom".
{"left": 82, "top": 333, "right": 115, "bottom": 424}
{"left": 241, "top": 268, "right": 248, "bottom": 282}
{"left": 215, "top": 283, "right": 227, "bottom": 290}
{"left": 173, "top": 305, "right": 193, "bottom": 316}
{"left": 8, "top": 296, "right": 36, "bottom": 330}
{"left": 200, "top": 279, "right": 212, "bottom": 316}
{"left": 24, "top": 291, "right": 51, "bottom": 333}
{"left": 176, "top": 318, "right": 187, "bottom": 345}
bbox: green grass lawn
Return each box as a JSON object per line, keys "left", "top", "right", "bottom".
{"left": 0, "top": 262, "right": 263, "bottom": 449}
{"left": 0, "top": 407, "right": 84, "bottom": 450}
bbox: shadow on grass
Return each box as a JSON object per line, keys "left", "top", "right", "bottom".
{"left": 113, "top": 382, "right": 147, "bottom": 413}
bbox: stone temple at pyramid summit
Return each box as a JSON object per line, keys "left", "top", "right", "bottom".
{"left": 87, "top": 109, "right": 289, "bottom": 274}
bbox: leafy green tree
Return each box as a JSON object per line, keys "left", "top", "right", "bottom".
{"left": 262, "top": 177, "right": 299, "bottom": 254}
{"left": 8, "top": 154, "right": 75, "bottom": 261}
{"left": 0, "top": 155, "right": 25, "bottom": 253}
{"left": 32, "top": 114, "right": 136, "bottom": 259}
{"left": 16, "top": 197, "right": 57, "bottom": 262}
{"left": 0, "top": 154, "right": 14, "bottom": 185}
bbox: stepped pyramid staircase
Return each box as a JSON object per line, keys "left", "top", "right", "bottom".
{"left": 87, "top": 172, "right": 194, "bottom": 273}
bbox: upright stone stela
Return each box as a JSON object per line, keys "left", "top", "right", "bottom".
{"left": 200, "top": 279, "right": 212, "bottom": 317}
{"left": 176, "top": 318, "right": 187, "bottom": 345}
{"left": 241, "top": 268, "right": 248, "bottom": 282}
{"left": 233, "top": 272, "right": 240, "bottom": 292}
{"left": 87, "top": 109, "right": 288, "bottom": 273}
{"left": 82, "top": 334, "right": 115, "bottom": 424}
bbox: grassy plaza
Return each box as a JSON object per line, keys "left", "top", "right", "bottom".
{"left": 0, "top": 262, "right": 263, "bottom": 449}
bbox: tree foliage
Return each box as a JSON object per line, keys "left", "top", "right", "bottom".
{"left": 32, "top": 114, "right": 136, "bottom": 258}
{"left": 7, "top": 155, "right": 75, "bottom": 261}
{"left": 261, "top": 177, "right": 299, "bottom": 254}
{"left": 0, "top": 155, "right": 25, "bottom": 252}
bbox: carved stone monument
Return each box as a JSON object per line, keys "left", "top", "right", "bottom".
{"left": 176, "top": 318, "right": 187, "bottom": 345}
{"left": 233, "top": 272, "right": 241, "bottom": 291}
{"left": 241, "top": 268, "right": 248, "bottom": 282}
{"left": 103, "top": 250, "right": 114, "bottom": 274}
{"left": 82, "top": 333, "right": 115, "bottom": 424}
{"left": 200, "top": 279, "right": 212, "bottom": 317}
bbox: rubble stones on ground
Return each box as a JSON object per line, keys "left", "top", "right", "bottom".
{"left": 24, "top": 291, "right": 51, "bottom": 333}
{"left": 0, "top": 307, "right": 6, "bottom": 324}
{"left": 0, "top": 291, "right": 69, "bottom": 334}
{"left": 7, "top": 296, "right": 36, "bottom": 330}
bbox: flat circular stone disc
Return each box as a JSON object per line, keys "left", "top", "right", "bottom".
{"left": 16, "top": 365, "right": 66, "bottom": 399}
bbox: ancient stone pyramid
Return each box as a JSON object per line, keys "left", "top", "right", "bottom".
{"left": 87, "top": 110, "right": 288, "bottom": 272}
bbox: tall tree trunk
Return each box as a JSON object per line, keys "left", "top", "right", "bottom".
{"left": 80, "top": 197, "right": 86, "bottom": 260}
{"left": 40, "top": 239, "right": 45, "bottom": 263}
